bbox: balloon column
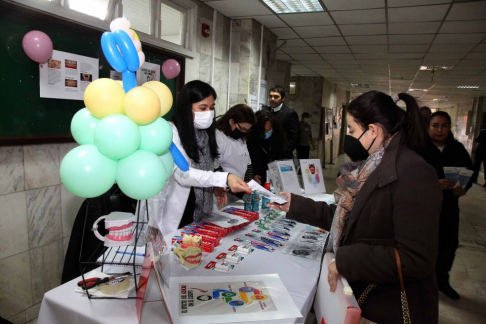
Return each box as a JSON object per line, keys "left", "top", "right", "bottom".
{"left": 60, "top": 18, "right": 189, "bottom": 200}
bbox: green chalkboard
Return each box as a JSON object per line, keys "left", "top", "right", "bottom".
{"left": 0, "top": 1, "right": 184, "bottom": 145}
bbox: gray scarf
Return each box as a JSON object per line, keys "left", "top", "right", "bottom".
{"left": 192, "top": 129, "right": 214, "bottom": 222}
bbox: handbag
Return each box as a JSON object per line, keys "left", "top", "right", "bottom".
{"left": 357, "top": 248, "right": 412, "bottom": 324}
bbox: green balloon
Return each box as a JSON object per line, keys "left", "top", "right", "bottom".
{"left": 94, "top": 114, "right": 141, "bottom": 160}
{"left": 60, "top": 145, "right": 117, "bottom": 198}
{"left": 160, "top": 150, "right": 174, "bottom": 182}
{"left": 71, "top": 108, "right": 100, "bottom": 145}
{"left": 116, "top": 150, "right": 167, "bottom": 200}
{"left": 139, "top": 117, "right": 173, "bottom": 156}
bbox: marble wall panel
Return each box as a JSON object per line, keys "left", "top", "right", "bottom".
{"left": 0, "top": 192, "right": 28, "bottom": 260}
{"left": 26, "top": 185, "right": 62, "bottom": 249}
{"left": 185, "top": 52, "right": 200, "bottom": 82}
{"left": 24, "top": 145, "right": 60, "bottom": 190}
{"left": 198, "top": 53, "right": 212, "bottom": 83}
{"left": 0, "top": 146, "right": 24, "bottom": 195}
{"left": 0, "top": 252, "right": 32, "bottom": 319}
{"left": 30, "top": 240, "right": 64, "bottom": 303}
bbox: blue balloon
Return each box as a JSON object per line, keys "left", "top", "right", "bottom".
{"left": 101, "top": 32, "right": 127, "bottom": 72}
{"left": 122, "top": 70, "right": 137, "bottom": 93}
{"left": 113, "top": 30, "right": 140, "bottom": 72}
{"left": 168, "top": 142, "right": 189, "bottom": 171}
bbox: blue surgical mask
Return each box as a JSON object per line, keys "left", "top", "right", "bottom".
{"left": 264, "top": 129, "right": 273, "bottom": 139}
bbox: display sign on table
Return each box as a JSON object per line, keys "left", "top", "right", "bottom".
{"left": 168, "top": 274, "right": 302, "bottom": 324}
{"left": 268, "top": 160, "right": 301, "bottom": 195}
{"left": 299, "top": 159, "right": 326, "bottom": 195}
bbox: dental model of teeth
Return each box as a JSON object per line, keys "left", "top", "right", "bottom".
{"left": 173, "top": 234, "right": 203, "bottom": 269}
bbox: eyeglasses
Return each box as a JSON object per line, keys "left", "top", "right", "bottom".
{"left": 237, "top": 123, "right": 252, "bottom": 133}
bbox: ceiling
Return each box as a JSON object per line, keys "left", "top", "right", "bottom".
{"left": 201, "top": 0, "right": 486, "bottom": 108}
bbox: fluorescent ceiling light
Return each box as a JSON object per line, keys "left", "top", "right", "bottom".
{"left": 420, "top": 66, "right": 454, "bottom": 71}
{"left": 351, "top": 83, "right": 370, "bottom": 88}
{"left": 409, "top": 89, "right": 429, "bottom": 91}
{"left": 457, "top": 86, "right": 479, "bottom": 89}
{"left": 262, "top": 0, "right": 324, "bottom": 14}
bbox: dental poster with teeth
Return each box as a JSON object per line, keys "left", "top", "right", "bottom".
{"left": 146, "top": 217, "right": 170, "bottom": 288}
{"left": 168, "top": 274, "right": 302, "bottom": 324}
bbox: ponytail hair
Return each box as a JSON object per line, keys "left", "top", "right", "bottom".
{"left": 347, "top": 91, "right": 427, "bottom": 153}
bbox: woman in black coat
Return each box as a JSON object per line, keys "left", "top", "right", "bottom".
{"left": 427, "top": 111, "right": 473, "bottom": 300}
{"left": 269, "top": 91, "right": 442, "bottom": 324}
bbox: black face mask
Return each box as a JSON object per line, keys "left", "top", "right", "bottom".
{"left": 343, "top": 128, "right": 376, "bottom": 162}
{"left": 230, "top": 127, "right": 244, "bottom": 140}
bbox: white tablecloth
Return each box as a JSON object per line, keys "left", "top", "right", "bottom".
{"left": 39, "top": 201, "right": 323, "bottom": 324}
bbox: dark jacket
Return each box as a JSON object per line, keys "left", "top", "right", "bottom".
{"left": 425, "top": 136, "right": 473, "bottom": 192}
{"left": 247, "top": 133, "right": 286, "bottom": 184}
{"left": 265, "top": 104, "right": 300, "bottom": 158}
{"left": 475, "top": 129, "right": 486, "bottom": 156}
{"left": 287, "top": 133, "right": 442, "bottom": 324}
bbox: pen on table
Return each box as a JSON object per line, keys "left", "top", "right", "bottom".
{"left": 116, "top": 251, "right": 145, "bottom": 257}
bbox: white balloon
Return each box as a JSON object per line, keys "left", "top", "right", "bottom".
{"left": 133, "top": 39, "right": 142, "bottom": 52}
{"left": 138, "top": 51, "right": 145, "bottom": 69}
{"left": 110, "top": 18, "right": 131, "bottom": 32}
{"left": 126, "top": 29, "right": 135, "bottom": 40}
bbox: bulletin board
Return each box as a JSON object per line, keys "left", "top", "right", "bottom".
{"left": 0, "top": 1, "right": 184, "bottom": 145}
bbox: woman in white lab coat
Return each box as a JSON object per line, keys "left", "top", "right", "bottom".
{"left": 215, "top": 104, "right": 256, "bottom": 182}
{"left": 142, "top": 81, "right": 250, "bottom": 235}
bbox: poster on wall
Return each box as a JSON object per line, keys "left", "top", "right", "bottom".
{"left": 110, "top": 70, "right": 122, "bottom": 81}
{"left": 168, "top": 274, "right": 302, "bottom": 324}
{"left": 259, "top": 79, "right": 267, "bottom": 109}
{"left": 250, "top": 95, "right": 258, "bottom": 112}
{"left": 39, "top": 50, "right": 99, "bottom": 100}
{"left": 137, "top": 61, "right": 161, "bottom": 86}
{"left": 299, "top": 159, "right": 326, "bottom": 195}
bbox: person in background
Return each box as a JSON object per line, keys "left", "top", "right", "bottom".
{"left": 141, "top": 80, "right": 250, "bottom": 235}
{"left": 471, "top": 123, "right": 486, "bottom": 186}
{"left": 215, "top": 104, "right": 256, "bottom": 183}
{"left": 247, "top": 110, "right": 286, "bottom": 184}
{"left": 420, "top": 106, "right": 432, "bottom": 124}
{"left": 265, "top": 85, "right": 300, "bottom": 159}
{"left": 297, "top": 112, "right": 315, "bottom": 160}
{"left": 269, "top": 91, "right": 442, "bottom": 323}
{"left": 428, "top": 111, "right": 473, "bottom": 300}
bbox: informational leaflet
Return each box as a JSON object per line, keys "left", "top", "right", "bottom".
{"left": 250, "top": 95, "right": 258, "bottom": 112}
{"left": 39, "top": 50, "right": 99, "bottom": 100}
{"left": 146, "top": 219, "right": 170, "bottom": 288}
{"left": 137, "top": 61, "right": 161, "bottom": 86}
{"left": 300, "top": 159, "right": 326, "bottom": 195}
{"left": 168, "top": 274, "right": 302, "bottom": 324}
{"left": 268, "top": 160, "right": 301, "bottom": 195}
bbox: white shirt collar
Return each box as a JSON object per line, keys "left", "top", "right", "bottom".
{"left": 272, "top": 103, "right": 283, "bottom": 112}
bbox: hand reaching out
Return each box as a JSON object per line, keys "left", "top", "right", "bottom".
{"left": 266, "top": 192, "right": 291, "bottom": 213}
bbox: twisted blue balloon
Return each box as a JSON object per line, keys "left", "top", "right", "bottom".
{"left": 100, "top": 28, "right": 189, "bottom": 172}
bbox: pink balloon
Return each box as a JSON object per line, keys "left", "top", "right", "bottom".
{"left": 162, "top": 59, "right": 180, "bottom": 79}
{"left": 22, "top": 31, "right": 53, "bottom": 64}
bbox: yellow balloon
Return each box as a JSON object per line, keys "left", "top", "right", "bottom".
{"left": 130, "top": 29, "right": 139, "bottom": 41}
{"left": 124, "top": 87, "right": 161, "bottom": 125}
{"left": 115, "top": 80, "right": 124, "bottom": 88}
{"left": 142, "top": 81, "right": 173, "bottom": 117}
{"left": 84, "top": 79, "right": 125, "bottom": 119}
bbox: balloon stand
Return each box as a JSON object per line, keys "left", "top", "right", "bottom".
{"left": 78, "top": 197, "right": 150, "bottom": 300}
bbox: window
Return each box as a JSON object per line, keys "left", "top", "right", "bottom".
{"left": 122, "top": 0, "right": 151, "bottom": 34}
{"left": 69, "top": 0, "right": 110, "bottom": 20}
{"left": 160, "top": 1, "right": 186, "bottom": 46}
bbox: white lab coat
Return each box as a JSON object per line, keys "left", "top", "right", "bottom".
{"left": 138, "top": 122, "right": 228, "bottom": 236}
{"left": 215, "top": 130, "right": 251, "bottom": 178}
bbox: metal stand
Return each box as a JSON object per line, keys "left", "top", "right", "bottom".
{"left": 78, "top": 198, "right": 149, "bottom": 300}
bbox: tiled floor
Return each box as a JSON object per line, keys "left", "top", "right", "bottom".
{"left": 319, "top": 154, "right": 486, "bottom": 323}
